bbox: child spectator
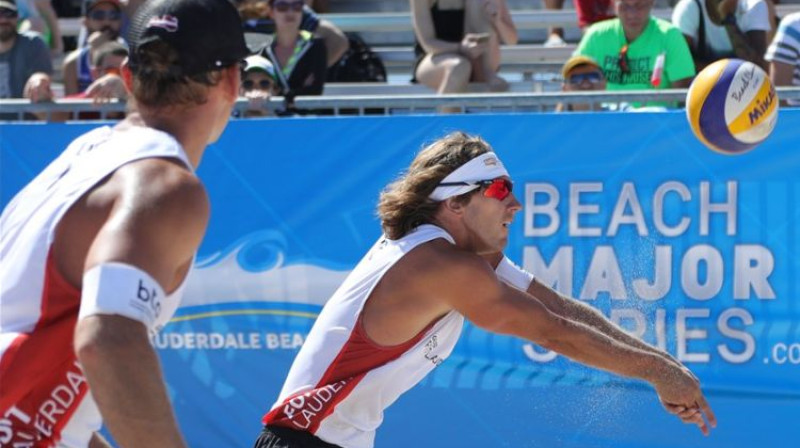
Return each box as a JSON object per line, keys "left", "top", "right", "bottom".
{"left": 240, "top": 54, "right": 278, "bottom": 117}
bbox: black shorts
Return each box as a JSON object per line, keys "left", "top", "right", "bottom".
{"left": 253, "top": 425, "right": 343, "bottom": 448}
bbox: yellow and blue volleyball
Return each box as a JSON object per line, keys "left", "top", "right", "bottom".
{"left": 686, "top": 58, "right": 778, "bottom": 155}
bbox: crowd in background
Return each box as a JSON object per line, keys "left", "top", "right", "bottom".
{"left": 1, "top": 0, "right": 799, "bottom": 118}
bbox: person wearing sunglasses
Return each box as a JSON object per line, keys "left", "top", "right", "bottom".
{"left": 574, "top": 0, "right": 695, "bottom": 108}
{"left": 254, "top": 131, "right": 717, "bottom": 448}
{"left": 240, "top": 0, "right": 348, "bottom": 68}
{"left": 259, "top": 0, "right": 328, "bottom": 112}
{"left": 0, "top": 0, "right": 55, "bottom": 121}
{"left": 62, "top": 0, "right": 125, "bottom": 96}
{"left": 240, "top": 54, "right": 278, "bottom": 117}
{"left": 0, "top": 0, "right": 249, "bottom": 446}
{"left": 556, "top": 55, "right": 608, "bottom": 112}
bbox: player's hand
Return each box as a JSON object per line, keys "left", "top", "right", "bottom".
{"left": 653, "top": 363, "right": 717, "bottom": 435}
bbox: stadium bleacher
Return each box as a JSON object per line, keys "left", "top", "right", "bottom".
{"left": 11, "top": 0, "right": 800, "bottom": 115}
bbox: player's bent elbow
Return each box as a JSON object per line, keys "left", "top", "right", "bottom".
{"left": 74, "top": 315, "right": 149, "bottom": 369}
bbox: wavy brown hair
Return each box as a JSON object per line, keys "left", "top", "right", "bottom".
{"left": 378, "top": 132, "right": 492, "bottom": 240}
{"left": 131, "top": 41, "right": 224, "bottom": 109}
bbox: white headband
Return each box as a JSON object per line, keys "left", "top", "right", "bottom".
{"left": 429, "top": 152, "right": 509, "bottom": 201}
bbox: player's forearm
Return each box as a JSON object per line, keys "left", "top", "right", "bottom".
{"left": 559, "top": 298, "right": 670, "bottom": 359}
{"left": 75, "top": 315, "right": 187, "bottom": 448}
{"left": 540, "top": 316, "right": 668, "bottom": 383}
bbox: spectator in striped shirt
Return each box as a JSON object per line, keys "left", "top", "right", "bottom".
{"left": 765, "top": 11, "right": 800, "bottom": 105}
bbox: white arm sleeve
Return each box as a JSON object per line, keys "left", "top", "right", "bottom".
{"left": 495, "top": 256, "right": 534, "bottom": 291}
{"left": 79, "top": 263, "right": 166, "bottom": 330}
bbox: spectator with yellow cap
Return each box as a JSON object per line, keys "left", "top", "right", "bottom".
{"left": 556, "top": 55, "right": 608, "bottom": 112}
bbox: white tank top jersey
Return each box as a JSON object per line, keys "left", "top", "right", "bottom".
{"left": 264, "top": 224, "right": 466, "bottom": 448}
{"left": 0, "top": 126, "right": 193, "bottom": 447}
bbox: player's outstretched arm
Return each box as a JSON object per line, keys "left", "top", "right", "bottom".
{"left": 441, "top": 254, "right": 717, "bottom": 435}
{"left": 73, "top": 159, "right": 209, "bottom": 448}
{"left": 527, "top": 279, "right": 685, "bottom": 364}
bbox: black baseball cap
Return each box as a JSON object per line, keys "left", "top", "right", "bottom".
{"left": 128, "top": 0, "right": 249, "bottom": 77}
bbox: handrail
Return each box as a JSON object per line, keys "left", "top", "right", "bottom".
{"left": 55, "top": 6, "right": 800, "bottom": 37}
{"left": 3, "top": 87, "right": 798, "bottom": 119}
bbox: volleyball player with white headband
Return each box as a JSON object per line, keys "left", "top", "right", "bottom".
{"left": 255, "top": 132, "right": 716, "bottom": 448}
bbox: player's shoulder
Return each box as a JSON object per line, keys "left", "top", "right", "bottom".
{"left": 408, "top": 239, "right": 496, "bottom": 282}
{"left": 115, "top": 158, "right": 208, "bottom": 221}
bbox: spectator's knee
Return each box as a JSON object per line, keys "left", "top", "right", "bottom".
{"left": 440, "top": 57, "right": 473, "bottom": 91}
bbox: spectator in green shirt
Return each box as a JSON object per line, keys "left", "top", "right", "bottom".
{"left": 575, "top": 0, "right": 696, "bottom": 106}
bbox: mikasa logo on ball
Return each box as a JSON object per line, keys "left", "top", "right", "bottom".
{"left": 747, "top": 86, "right": 776, "bottom": 126}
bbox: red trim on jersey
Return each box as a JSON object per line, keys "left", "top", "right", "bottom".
{"left": 263, "top": 313, "right": 433, "bottom": 433}
{"left": 0, "top": 250, "right": 88, "bottom": 445}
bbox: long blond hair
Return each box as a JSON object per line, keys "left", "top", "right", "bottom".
{"left": 377, "top": 132, "right": 492, "bottom": 239}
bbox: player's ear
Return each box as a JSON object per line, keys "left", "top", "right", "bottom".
{"left": 442, "top": 196, "right": 467, "bottom": 215}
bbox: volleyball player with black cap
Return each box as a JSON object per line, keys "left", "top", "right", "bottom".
{"left": 0, "top": 0, "right": 248, "bottom": 446}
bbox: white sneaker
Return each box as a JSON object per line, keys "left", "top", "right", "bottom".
{"left": 544, "top": 34, "right": 567, "bottom": 47}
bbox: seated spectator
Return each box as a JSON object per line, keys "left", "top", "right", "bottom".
{"left": 240, "top": 0, "right": 348, "bottom": 67}
{"left": 672, "top": 0, "right": 771, "bottom": 71}
{"left": 411, "top": 0, "right": 519, "bottom": 99}
{"left": 556, "top": 55, "right": 607, "bottom": 111}
{"left": 62, "top": 0, "right": 125, "bottom": 96}
{"left": 575, "top": 0, "right": 695, "bottom": 107}
{"left": 765, "top": 12, "right": 800, "bottom": 106}
{"left": 259, "top": 0, "right": 327, "bottom": 104}
{"left": 0, "top": 0, "right": 54, "bottom": 119}
{"left": 57, "top": 41, "right": 128, "bottom": 121}
{"left": 240, "top": 54, "right": 278, "bottom": 117}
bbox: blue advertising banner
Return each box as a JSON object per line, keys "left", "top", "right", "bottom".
{"left": 1, "top": 111, "right": 798, "bottom": 448}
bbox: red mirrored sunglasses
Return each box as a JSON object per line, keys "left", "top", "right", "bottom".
{"left": 439, "top": 178, "right": 513, "bottom": 201}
